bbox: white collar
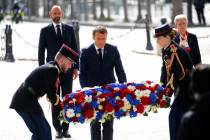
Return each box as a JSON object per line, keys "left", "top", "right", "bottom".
{"left": 53, "top": 22, "right": 62, "bottom": 28}
{"left": 94, "top": 44, "right": 104, "bottom": 51}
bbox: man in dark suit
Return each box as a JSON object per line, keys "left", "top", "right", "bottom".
{"left": 178, "top": 64, "right": 210, "bottom": 140}
{"left": 194, "top": 0, "right": 206, "bottom": 26}
{"left": 174, "top": 14, "right": 202, "bottom": 67}
{"left": 38, "top": 5, "right": 79, "bottom": 138}
{"left": 10, "top": 44, "right": 79, "bottom": 140}
{"left": 79, "top": 26, "right": 127, "bottom": 140}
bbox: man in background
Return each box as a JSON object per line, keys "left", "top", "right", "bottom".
{"left": 38, "top": 5, "right": 79, "bottom": 138}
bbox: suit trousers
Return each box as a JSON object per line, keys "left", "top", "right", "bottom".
{"left": 51, "top": 71, "right": 73, "bottom": 133}
{"left": 90, "top": 119, "right": 114, "bottom": 140}
{"left": 16, "top": 110, "right": 52, "bottom": 140}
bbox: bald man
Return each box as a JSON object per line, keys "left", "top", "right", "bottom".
{"left": 38, "top": 5, "right": 79, "bottom": 138}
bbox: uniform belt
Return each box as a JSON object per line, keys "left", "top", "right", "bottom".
{"left": 22, "top": 82, "right": 37, "bottom": 96}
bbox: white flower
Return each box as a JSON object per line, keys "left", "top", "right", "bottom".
{"left": 66, "top": 109, "right": 75, "bottom": 118}
{"left": 127, "top": 85, "right": 136, "bottom": 91}
{"left": 114, "top": 87, "right": 120, "bottom": 91}
{"left": 145, "top": 105, "right": 151, "bottom": 113}
{"left": 151, "top": 106, "right": 157, "bottom": 113}
{"left": 85, "top": 95, "right": 92, "bottom": 102}
{"left": 76, "top": 113, "right": 81, "bottom": 117}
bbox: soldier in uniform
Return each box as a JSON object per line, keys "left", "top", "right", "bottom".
{"left": 154, "top": 24, "right": 193, "bottom": 140}
{"left": 9, "top": 44, "right": 79, "bottom": 140}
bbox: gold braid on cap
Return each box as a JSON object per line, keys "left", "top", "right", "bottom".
{"left": 165, "top": 44, "right": 186, "bottom": 90}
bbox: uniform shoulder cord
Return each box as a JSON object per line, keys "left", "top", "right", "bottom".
{"left": 165, "top": 44, "right": 186, "bottom": 90}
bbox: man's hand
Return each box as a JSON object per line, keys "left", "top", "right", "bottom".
{"left": 72, "top": 69, "right": 78, "bottom": 80}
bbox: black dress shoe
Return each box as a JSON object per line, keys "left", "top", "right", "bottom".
{"left": 62, "top": 130, "right": 71, "bottom": 138}
{"left": 56, "top": 131, "right": 63, "bottom": 138}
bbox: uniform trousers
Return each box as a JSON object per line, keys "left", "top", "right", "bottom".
{"left": 16, "top": 110, "right": 52, "bottom": 140}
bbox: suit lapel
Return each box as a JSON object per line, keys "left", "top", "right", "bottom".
{"left": 90, "top": 44, "right": 98, "bottom": 58}
{"left": 49, "top": 24, "right": 57, "bottom": 40}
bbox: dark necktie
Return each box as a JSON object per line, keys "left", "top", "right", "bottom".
{"left": 56, "top": 25, "right": 63, "bottom": 46}
{"left": 98, "top": 49, "right": 103, "bottom": 65}
{"left": 98, "top": 48, "right": 103, "bottom": 85}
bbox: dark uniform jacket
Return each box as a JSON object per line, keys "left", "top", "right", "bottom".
{"left": 38, "top": 23, "right": 79, "bottom": 69}
{"left": 160, "top": 41, "right": 193, "bottom": 108}
{"left": 178, "top": 93, "right": 210, "bottom": 140}
{"left": 79, "top": 43, "right": 127, "bottom": 88}
{"left": 174, "top": 32, "right": 202, "bottom": 66}
{"left": 10, "top": 61, "right": 60, "bottom": 115}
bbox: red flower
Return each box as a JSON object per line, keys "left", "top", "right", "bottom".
{"left": 136, "top": 103, "right": 144, "bottom": 113}
{"left": 141, "top": 96, "right": 150, "bottom": 105}
{"left": 116, "top": 99, "right": 124, "bottom": 108}
{"left": 185, "top": 47, "right": 191, "bottom": 53}
{"left": 82, "top": 103, "right": 94, "bottom": 119}
{"left": 71, "top": 116, "right": 78, "bottom": 122}
{"left": 104, "top": 102, "right": 114, "bottom": 112}
{"left": 74, "top": 92, "right": 85, "bottom": 103}
{"left": 159, "top": 100, "right": 166, "bottom": 108}
{"left": 119, "top": 88, "right": 133, "bottom": 99}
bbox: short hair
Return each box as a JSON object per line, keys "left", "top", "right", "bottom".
{"left": 174, "top": 14, "right": 188, "bottom": 24}
{"left": 92, "top": 26, "right": 108, "bottom": 36}
{"left": 191, "top": 64, "right": 210, "bottom": 94}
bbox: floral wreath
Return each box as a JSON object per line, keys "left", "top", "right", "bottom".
{"left": 60, "top": 81, "right": 171, "bottom": 124}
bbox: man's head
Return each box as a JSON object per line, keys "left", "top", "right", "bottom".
{"left": 92, "top": 26, "right": 108, "bottom": 49}
{"left": 55, "top": 44, "right": 79, "bottom": 73}
{"left": 190, "top": 64, "right": 210, "bottom": 100}
{"left": 49, "top": 5, "right": 63, "bottom": 24}
{"left": 174, "top": 14, "right": 188, "bottom": 35}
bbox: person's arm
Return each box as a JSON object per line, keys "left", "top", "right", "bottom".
{"left": 45, "top": 68, "right": 60, "bottom": 106}
{"left": 79, "top": 48, "right": 90, "bottom": 88}
{"left": 38, "top": 28, "right": 46, "bottom": 66}
{"left": 192, "top": 34, "right": 202, "bottom": 66}
{"left": 114, "top": 47, "right": 127, "bottom": 83}
{"left": 69, "top": 25, "right": 79, "bottom": 70}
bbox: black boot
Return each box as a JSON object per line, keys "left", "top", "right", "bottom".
{"left": 56, "top": 131, "right": 63, "bottom": 138}
{"left": 62, "top": 130, "right": 71, "bottom": 138}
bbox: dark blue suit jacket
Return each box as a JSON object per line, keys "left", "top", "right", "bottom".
{"left": 38, "top": 23, "right": 79, "bottom": 69}
{"left": 79, "top": 43, "right": 127, "bottom": 88}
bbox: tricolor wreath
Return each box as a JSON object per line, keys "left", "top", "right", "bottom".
{"left": 60, "top": 81, "right": 171, "bottom": 124}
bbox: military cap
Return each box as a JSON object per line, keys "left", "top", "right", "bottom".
{"left": 59, "top": 44, "right": 78, "bottom": 61}
{"left": 154, "top": 23, "right": 172, "bottom": 37}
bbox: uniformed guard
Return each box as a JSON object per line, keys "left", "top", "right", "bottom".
{"left": 154, "top": 23, "right": 193, "bottom": 140}
{"left": 9, "top": 44, "right": 79, "bottom": 140}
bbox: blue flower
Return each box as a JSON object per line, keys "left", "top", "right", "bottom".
{"left": 129, "top": 110, "right": 137, "bottom": 118}
{"left": 91, "top": 101, "right": 99, "bottom": 109}
{"left": 149, "top": 93, "right": 157, "bottom": 105}
{"left": 84, "top": 89, "right": 94, "bottom": 96}
{"left": 126, "top": 94, "right": 136, "bottom": 105}
{"left": 74, "top": 105, "right": 82, "bottom": 114}
{"left": 115, "top": 110, "right": 124, "bottom": 119}
{"left": 78, "top": 116, "right": 85, "bottom": 124}
{"left": 156, "top": 85, "right": 164, "bottom": 94}
{"left": 107, "top": 97, "right": 116, "bottom": 107}
{"left": 96, "top": 111, "right": 104, "bottom": 120}
{"left": 69, "top": 93, "right": 75, "bottom": 99}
